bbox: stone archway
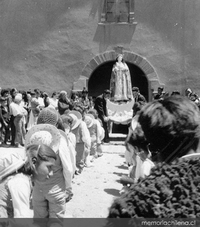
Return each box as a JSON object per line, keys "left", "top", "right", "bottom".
{"left": 73, "top": 50, "right": 163, "bottom": 101}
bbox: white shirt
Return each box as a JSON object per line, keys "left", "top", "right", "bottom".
{"left": 58, "top": 135, "right": 74, "bottom": 190}
{"left": 7, "top": 174, "right": 32, "bottom": 217}
{"left": 38, "top": 97, "right": 45, "bottom": 108}
{"left": 10, "top": 103, "right": 23, "bottom": 117}
{"left": 49, "top": 98, "right": 58, "bottom": 109}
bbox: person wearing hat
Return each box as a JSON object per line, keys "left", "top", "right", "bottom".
{"left": 110, "top": 54, "right": 133, "bottom": 102}
{"left": 94, "top": 89, "right": 111, "bottom": 143}
{"left": 88, "top": 108, "right": 105, "bottom": 154}
{"left": 68, "top": 110, "right": 93, "bottom": 169}
{"left": 36, "top": 108, "right": 75, "bottom": 198}
{"left": 0, "top": 151, "right": 33, "bottom": 218}
{"left": 25, "top": 123, "right": 74, "bottom": 222}
{"left": 84, "top": 114, "right": 104, "bottom": 161}
{"left": 60, "top": 114, "right": 77, "bottom": 174}
{"left": 60, "top": 114, "right": 76, "bottom": 145}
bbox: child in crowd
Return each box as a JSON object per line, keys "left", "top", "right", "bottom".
{"left": 59, "top": 114, "right": 77, "bottom": 177}
{"left": 83, "top": 114, "right": 104, "bottom": 161}
{"left": 60, "top": 114, "right": 76, "bottom": 149}
{"left": 35, "top": 107, "right": 75, "bottom": 198}
{"left": 0, "top": 151, "right": 32, "bottom": 218}
{"left": 28, "top": 91, "right": 43, "bottom": 129}
{"left": 69, "top": 110, "right": 93, "bottom": 170}
{"left": 25, "top": 123, "right": 70, "bottom": 223}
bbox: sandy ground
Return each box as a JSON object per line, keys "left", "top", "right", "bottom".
{"left": 65, "top": 143, "right": 127, "bottom": 218}
{"left": 0, "top": 142, "right": 127, "bottom": 218}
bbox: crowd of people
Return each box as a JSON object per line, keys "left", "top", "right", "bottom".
{"left": 0, "top": 87, "right": 97, "bottom": 147}
{"left": 1, "top": 84, "right": 200, "bottom": 224}
{"left": 0, "top": 87, "right": 107, "bottom": 226}
{"left": 108, "top": 88, "right": 200, "bottom": 220}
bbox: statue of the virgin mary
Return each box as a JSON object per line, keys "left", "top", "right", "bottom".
{"left": 110, "top": 54, "right": 133, "bottom": 102}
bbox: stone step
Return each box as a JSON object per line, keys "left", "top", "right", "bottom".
{"left": 109, "top": 133, "right": 127, "bottom": 142}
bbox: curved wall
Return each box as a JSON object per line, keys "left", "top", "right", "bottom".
{"left": 81, "top": 50, "right": 163, "bottom": 100}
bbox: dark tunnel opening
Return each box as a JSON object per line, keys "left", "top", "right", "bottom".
{"left": 88, "top": 61, "right": 149, "bottom": 100}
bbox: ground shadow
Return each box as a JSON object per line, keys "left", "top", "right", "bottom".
{"left": 115, "top": 165, "right": 127, "bottom": 170}
{"left": 116, "top": 175, "right": 129, "bottom": 184}
{"left": 112, "top": 171, "right": 124, "bottom": 177}
{"left": 104, "top": 188, "right": 120, "bottom": 197}
{"left": 119, "top": 154, "right": 125, "bottom": 158}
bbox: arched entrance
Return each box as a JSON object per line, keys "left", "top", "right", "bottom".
{"left": 88, "top": 61, "right": 148, "bottom": 100}
{"left": 77, "top": 50, "right": 163, "bottom": 101}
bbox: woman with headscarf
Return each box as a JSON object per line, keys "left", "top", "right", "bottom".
{"left": 58, "top": 91, "right": 73, "bottom": 115}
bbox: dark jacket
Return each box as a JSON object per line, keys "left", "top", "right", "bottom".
{"left": 94, "top": 94, "right": 108, "bottom": 121}
{"left": 135, "top": 93, "right": 147, "bottom": 106}
{"left": 58, "top": 99, "right": 73, "bottom": 115}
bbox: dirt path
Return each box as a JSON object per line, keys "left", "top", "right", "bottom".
{"left": 65, "top": 143, "right": 127, "bottom": 218}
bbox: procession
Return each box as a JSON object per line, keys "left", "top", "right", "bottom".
{"left": 1, "top": 60, "right": 200, "bottom": 226}
{"left": 1, "top": 1, "right": 200, "bottom": 227}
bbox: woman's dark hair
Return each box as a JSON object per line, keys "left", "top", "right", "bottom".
{"left": 34, "top": 89, "right": 40, "bottom": 95}
{"left": 137, "top": 96, "right": 200, "bottom": 163}
{"left": 1, "top": 89, "right": 9, "bottom": 97}
{"left": 125, "top": 121, "right": 148, "bottom": 154}
{"left": 43, "top": 93, "right": 50, "bottom": 107}
{"left": 22, "top": 91, "right": 28, "bottom": 103}
{"left": 132, "top": 102, "right": 142, "bottom": 116}
{"left": 51, "top": 92, "right": 57, "bottom": 98}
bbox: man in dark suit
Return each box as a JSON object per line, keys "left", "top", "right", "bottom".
{"left": 132, "top": 87, "right": 147, "bottom": 116}
{"left": 94, "top": 89, "right": 111, "bottom": 143}
{"left": 154, "top": 87, "right": 164, "bottom": 100}
{"left": 132, "top": 87, "right": 146, "bottom": 104}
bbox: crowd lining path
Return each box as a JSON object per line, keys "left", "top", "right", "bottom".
{"left": 0, "top": 140, "right": 128, "bottom": 218}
